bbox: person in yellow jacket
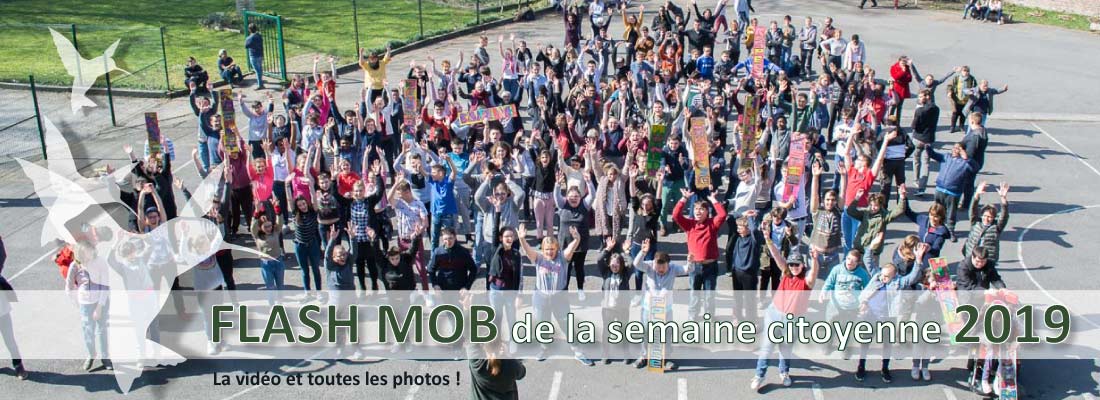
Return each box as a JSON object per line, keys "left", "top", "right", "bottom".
{"left": 359, "top": 46, "right": 393, "bottom": 104}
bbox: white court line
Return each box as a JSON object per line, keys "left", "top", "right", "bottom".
{"left": 547, "top": 371, "right": 563, "bottom": 400}
{"left": 812, "top": 383, "right": 825, "bottom": 400}
{"left": 677, "top": 378, "right": 687, "bottom": 400}
{"left": 11, "top": 154, "right": 195, "bottom": 282}
{"left": 943, "top": 387, "right": 958, "bottom": 400}
{"left": 220, "top": 348, "right": 329, "bottom": 400}
{"left": 1015, "top": 204, "right": 1100, "bottom": 330}
{"left": 172, "top": 157, "right": 195, "bottom": 174}
{"left": 404, "top": 363, "right": 429, "bottom": 400}
{"left": 1031, "top": 122, "right": 1100, "bottom": 178}
{"left": 7, "top": 246, "right": 59, "bottom": 282}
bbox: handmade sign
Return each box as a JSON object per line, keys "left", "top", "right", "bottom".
{"left": 739, "top": 94, "right": 758, "bottom": 169}
{"left": 929, "top": 257, "right": 963, "bottom": 336}
{"left": 781, "top": 138, "right": 809, "bottom": 203}
{"left": 144, "top": 112, "right": 162, "bottom": 157}
{"left": 646, "top": 293, "right": 669, "bottom": 373}
{"left": 219, "top": 89, "right": 241, "bottom": 155}
{"left": 690, "top": 117, "right": 710, "bottom": 188}
{"left": 645, "top": 124, "right": 668, "bottom": 177}
{"left": 456, "top": 104, "right": 519, "bottom": 126}
{"left": 751, "top": 26, "right": 767, "bottom": 86}
{"left": 402, "top": 79, "right": 419, "bottom": 141}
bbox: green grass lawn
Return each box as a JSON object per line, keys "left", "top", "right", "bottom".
{"left": 921, "top": 1, "right": 1095, "bottom": 32}
{"left": 0, "top": 0, "right": 510, "bottom": 91}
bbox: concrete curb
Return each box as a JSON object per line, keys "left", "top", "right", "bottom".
{"left": 0, "top": 5, "right": 556, "bottom": 99}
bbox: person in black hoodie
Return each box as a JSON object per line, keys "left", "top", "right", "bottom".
{"left": 428, "top": 228, "right": 479, "bottom": 291}
{"left": 597, "top": 237, "right": 633, "bottom": 364}
{"left": 0, "top": 236, "right": 28, "bottom": 380}
{"left": 463, "top": 288, "right": 525, "bottom": 400}
{"left": 910, "top": 89, "right": 939, "bottom": 197}
{"left": 488, "top": 227, "right": 522, "bottom": 343}
{"left": 380, "top": 239, "right": 419, "bottom": 353}
{"left": 955, "top": 247, "right": 1004, "bottom": 292}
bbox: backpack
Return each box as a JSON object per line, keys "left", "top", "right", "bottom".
{"left": 54, "top": 244, "right": 74, "bottom": 279}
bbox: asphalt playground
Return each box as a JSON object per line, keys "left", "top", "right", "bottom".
{"left": 1, "top": 0, "right": 1099, "bottom": 398}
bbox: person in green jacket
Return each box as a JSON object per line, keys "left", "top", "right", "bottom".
{"left": 845, "top": 186, "right": 907, "bottom": 276}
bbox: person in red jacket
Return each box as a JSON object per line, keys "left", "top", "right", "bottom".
{"left": 889, "top": 56, "right": 914, "bottom": 121}
{"left": 672, "top": 187, "right": 728, "bottom": 318}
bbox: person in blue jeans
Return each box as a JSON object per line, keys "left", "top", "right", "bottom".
{"left": 244, "top": 23, "right": 264, "bottom": 89}
{"left": 428, "top": 155, "right": 459, "bottom": 248}
{"left": 291, "top": 197, "right": 323, "bottom": 298}
{"left": 251, "top": 212, "right": 285, "bottom": 304}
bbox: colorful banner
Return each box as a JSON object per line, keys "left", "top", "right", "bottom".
{"left": 929, "top": 257, "right": 964, "bottom": 336}
{"left": 646, "top": 293, "right": 668, "bottom": 373}
{"left": 645, "top": 124, "right": 667, "bottom": 177}
{"left": 456, "top": 104, "right": 519, "bottom": 126}
{"left": 402, "top": 79, "right": 419, "bottom": 141}
{"left": 144, "top": 112, "right": 162, "bottom": 157}
{"left": 690, "top": 117, "right": 710, "bottom": 188}
{"left": 781, "top": 138, "right": 808, "bottom": 203}
{"left": 219, "top": 89, "right": 240, "bottom": 155}
{"left": 739, "top": 94, "right": 758, "bottom": 169}
{"left": 751, "top": 26, "right": 767, "bottom": 86}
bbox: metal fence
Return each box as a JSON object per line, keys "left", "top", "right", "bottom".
{"left": 0, "top": 23, "right": 170, "bottom": 93}
{"left": 0, "top": 75, "right": 46, "bottom": 160}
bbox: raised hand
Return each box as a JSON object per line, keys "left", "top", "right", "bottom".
{"left": 679, "top": 187, "right": 693, "bottom": 199}
{"left": 328, "top": 225, "right": 339, "bottom": 242}
{"left": 640, "top": 238, "right": 652, "bottom": 254}
{"left": 997, "top": 182, "right": 1010, "bottom": 199}
{"left": 915, "top": 242, "right": 929, "bottom": 260}
{"left": 517, "top": 223, "right": 527, "bottom": 239}
{"left": 172, "top": 177, "right": 184, "bottom": 190}
{"left": 604, "top": 236, "right": 616, "bottom": 251}
{"left": 811, "top": 160, "right": 824, "bottom": 176}
{"left": 569, "top": 225, "right": 580, "bottom": 240}
{"left": 976, "top": 181, "right": 988, "bottom": 195}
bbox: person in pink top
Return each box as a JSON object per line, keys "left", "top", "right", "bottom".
{"left": 839, "top": 125, "right": 891, "bottom": 253}
{"left": 248, "top": 137, "right": 276, "bottom": 219}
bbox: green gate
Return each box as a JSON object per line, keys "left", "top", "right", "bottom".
{"left": 241, "top": 11, "right": 287, "bottom": 83}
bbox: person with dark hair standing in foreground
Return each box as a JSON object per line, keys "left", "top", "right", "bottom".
{"left": 461, "top": 291, "right": 526, "bottom": 400}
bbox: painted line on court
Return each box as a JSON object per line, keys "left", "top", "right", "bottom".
{"left": 1015, "top": 204, "right": 1100, "bottom": 330}
{"left": 1032, "top": 122, "right": 1100, "bottom": 178}
{"left": 678, "top": 378, "right": 687, "bottom": 400}
{"left": 7, "top": 246, "right": 59, "bottom": 282}
{"left": 221, "top": 348, "right": 330, "bottom": 400}
{"left": 404, "top": 363, "right": 429, "bottom": 400}
{"left": 812, "top": 382, "right": 825, "bottom": 400}
{"left": 547, "top": 371, "right": 562, "bottom": 400}
{"left": 943, "top": 388, "right": 958, "bottom": 400}
{"left": 11, "top": 152, "right": 194, "bottom": 283}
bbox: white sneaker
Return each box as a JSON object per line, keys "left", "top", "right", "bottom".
{"left": 921, "top": 367, "right": 931, "bottom": 381}
{"left": 750, "top": 376, "right": 764, "bottom": 392}
{"left": 780, "top": 373, "right": 792, "bottom": 387}
{"left": 912, "top": 366, "right": 920, "bottom": 380}
{"left": 578, "top": 291, "right": 586, "bottom": 301}
{"left": 981, "top": 379, "right": 993, "bottom": 394}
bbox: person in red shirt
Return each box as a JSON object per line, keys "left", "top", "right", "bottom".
{"left": 420, "top": 100, "right": 455, "bottom": 150}
{"left": 312, "top": 55, "right": 337, "bottom": 96}
{"left": 840, "top": 126, "right": 892, "bottom": 253}
{"left": 672, "top": 188, "right": 727, "bottom": 318}
{"left": 751, "top": 231, "right": 819, "bottom": 392}
{"left": 889, "top": 56, "right": 913, "bottom": 121}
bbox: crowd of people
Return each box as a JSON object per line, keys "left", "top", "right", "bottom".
{"left": 0, "top": 1, "right": 1026, "bottom": 398}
